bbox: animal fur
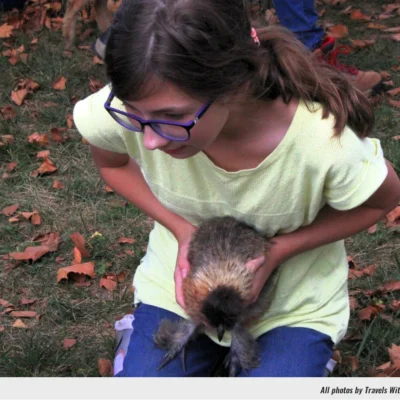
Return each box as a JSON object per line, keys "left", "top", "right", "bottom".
{"left": 154, "top": 216, "right": 280, "bottom": 376}
{"left": 62, "top": 0, "right": 116, "bottom": 49}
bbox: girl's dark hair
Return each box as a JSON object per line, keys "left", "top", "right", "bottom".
{"left": 106, "top": 0, "right": 374, "bottom": 137}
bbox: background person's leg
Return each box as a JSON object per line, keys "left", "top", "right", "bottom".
{"left": 237, "top": 326, "right": 334, "bottom": 377}
{"left": 116, "top": 303, "right": 228, "bottom": 377}
{"left": 273, "top": 0, "right": 324, "bottom": 50}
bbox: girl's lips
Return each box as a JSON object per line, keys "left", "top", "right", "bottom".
{"left": 163, "top": 146, "right": 185, "bottom": 155}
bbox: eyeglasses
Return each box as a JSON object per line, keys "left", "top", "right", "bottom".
{"left": 104, "top": 92, "right": 212, "bottom": 142}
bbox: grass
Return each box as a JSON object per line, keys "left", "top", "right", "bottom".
{"left": 0, "top": 0, "right": 400, "bottom": 377}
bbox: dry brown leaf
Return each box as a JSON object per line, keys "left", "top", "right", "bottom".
{"left": 100, "top": 277, "right": 117, "bottom": 291}
{"left": 367, "top": 23, "right": 387, "bottom": 30}
{"left": 327, "top": 24, "right": 348, "bottom": 39}
{"left": 9, "top": 245, "right": 50, "bottom": 263}
{"left": 10, "top": 311, "right": 37, "bottom": 318}
{"left": 98, "top": 358, "right": 113, "bottom": 377}
{"left": 116, "top": 271, "right": 127, "bottom": 283}
{"left": 33, "top": 232, "right": 60, "bottom": 251}
{"left": 384, "top": 27, "right": 400, "bottom": 33}
{"left": 350, "top": 9, "right": 371, "bottom": 21}
{"left": 7, "top": 162, "right": 17, "bottom": 172}
{"left": 52, "top": 76, "right": 67, "bottom": 91}
{"left": 56, "top": 262, "right": 95, "bottom": 283}
{"left": 36, "top": 150, "right": 50, "bottom": 159}
{"left": 386, "top": 206, "right": 400, "bottom": 223}
{"left": 50, "top": 127, "right": 65, "bottom": 144}
{"left": 28, "top": 132, "right": 49, "bottom": 146}
{"left": 376, "top": 361, "right": 391, "bottom": 371}
{"left": 0, "top": 23, "right": 14, "bottom": 38}
{"left": 359, "top": 305, "right": 384, "bottom": 320}
{"left": 1, "top": 204, "right": 19, "bottom": 216}
{"left": 11, "top": 88, "right": 29, "bottom": 106}
{"left": 367, "top": 224, "right": 377, "bottom": 234}
{"left": 20, "top": 298, "right": 37, "bottom": 306}
{"left": 350, "top": 39, "right": 375, "bottom": 49}
{"left": 35, "top": 158, "right": 57, "bottom": 175}
{"left": 8, "top": 216, "right": 20, "bottom": 223}
{"left": 105, "top": 185, "right": 114, "bottom": 193}
{"left": 0, "top": 326, "right": 4, "bottom": 332}
{"left": 70, "top": 232, "right": 90, "bottom": 258}
{"left": 31, "top": 213, "right": 41, "bottom": 225}
{"left": 89, "top": 77, "right": 104, "bottom": 93}
{"left": 73, "top": 247, "right": 82, "bottom": 264}
{"left": 388, "top": 88, "right": 400, "bottom": 97}
{"left": 63, "top": 338, "right": 77, "bottom": 350}
{"left": 339, "top": 6, "right": 352, "bottom": 15}
{"left": 118, "top": 237, "right": 136, "bottom": 244}
{"left": 388, "top": 344, "right": 400, "bottom": 369}
{"left": 392, "top": 33, "right": 400, "bottom": 42}
{"left": 0, "top": 299, "right": 14, "bottom": 308}
{"left": 53, "top": 180, "right": 65, "bottom": 189}
{"left": 125, "top": 249, "right": 134, "bottom": 256}
{"left": 12, "top": 319, "right": 27, "bottom": 328}
{"left": 93, "top": 56, "right": 104, "bottom": 65}
{"left": 391, "top": 300, "right": 400, "bottom": 311}
{"left": 0, "top": 105, "right": 16, "bottom": 120}
{"left": 66, "top": 113, "right": 73, "bottom": 129}
{"left": 382, "top": 281, "right": 400, "bottom": 293}
{"left": 349, "top": 296, "right": 359, "bottom": 310}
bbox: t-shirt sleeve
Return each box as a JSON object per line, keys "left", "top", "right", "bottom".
{"left": 73, "top": 84, "right": 128, "bottom": 154}
{"left": 323, "top": 127, "right": 388, "bottom": 211}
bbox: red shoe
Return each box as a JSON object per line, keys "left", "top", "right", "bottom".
{"left": 314, "top": 36, "right": 383, "bottom": 96}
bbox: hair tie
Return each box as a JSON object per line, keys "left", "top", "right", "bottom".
{"left": 251, "top": 27, "right": 260, "bottom": 47}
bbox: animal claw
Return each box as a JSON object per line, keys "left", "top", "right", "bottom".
{"left": 157, "top": 346, "right": 187, "bottom": 372}
{"left": 180, "top": 346, "right": 187, "bottom": 372}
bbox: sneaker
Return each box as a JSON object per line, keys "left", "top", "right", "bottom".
{"left": 314, "top": 35, "right": 383, "bottom": 96}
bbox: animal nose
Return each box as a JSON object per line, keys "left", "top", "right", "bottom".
{"left": 217, "top": 324, "right": 225, "bottom": 342}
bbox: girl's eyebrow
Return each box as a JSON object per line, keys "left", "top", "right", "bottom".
{"left": 124, "top": 102, "right": 194, "bottom": 114}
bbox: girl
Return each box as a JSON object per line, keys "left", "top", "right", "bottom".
{"left": 73, "top": 0, "right": 400, "bottom": 377}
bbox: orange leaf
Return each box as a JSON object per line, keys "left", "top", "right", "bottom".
{"left": 0, "top": 105, "right": 16, "bottom": 120}
{"left": 105, "top": 185, "right": 114, "bottom": 193}
{"left": 8, "top": 216, "right": 20, "bottom": 223}
{"left": 12, "top": 319, "right": 27, "bottom": 328}
{"left": 28, "top": 132, "right": 49, "bottom": 146}
{"left": 376, "top": 361, "right": 391, "bottom": 371}
{"left": 327, "top": 24, "right": 348, "bottom": 39}
{"left": 350, "top": 9, "right": 371, "bottom": 21}
{"left": 36, "top": 150, "right": 50, "bottom": 158}
{"left": 1, "top": 204, "right": 19, "bottom": 216}
{"left": 391, "top": 300, "right": 400, "bottom": 311}
{"left": 52, "top": 76, "right": 67, "bottom": 91}
{"left": 66, "top": 113, "right": 73, "bottom": 129}
{"left": 73, "top": 247, "right": 82, "bottom": 264}
{"left": 11, "top": 88, "right": 29, "bottom": 106}
{"left": 118, "top": 237, "right": 136, "bottom": 244}
{"left": 386, "top": 206, "right": 400, "bottom": 223}
{"left": 9, "top": 245, "right": 50, "bottom": 262}
{"left": 116, "top": 271, "right": 127, "bottom": 283}
{"left": 21, "top": 212, "right": 35, "bottom": 220}
{"left": 20, "top": 298, "right": 37, "bottom": 305}
{"left": 89, "top": 77, "right": 104, "bottom": 93}
{"left": 388, "top": 87, "right": 400, "bottom": 97}
{"left": 69, "top": 232, "right": 90, "bottom": 258}
{"left": 7, "top": 162, "right": 17, "bottom": 171}
{"left": 367, "top": 23, "right": 387, "bottom": 30}
{"left": 63, "top": 338, "right": 77, "bottom": 350}
{"left": 50, "top": 127, "right": 65, "bottom": 144}
{"left": 98, "top": 358, "right": 113, "bottom": 377}
{"left": 359, "top": 305, "right": 382, "bottom": 320}
{"left": 382, "top": 280, "right": 400, "bottom": 293}
{"left": 35, "top": 158, "right": 57, "bottom": 175}
{"left": 363, "top": 265, "right": 377, "bottom": 276}
{"left": 392, "top": 33, "right": 400, "bottom": 42}
{"left": 56, "top": 262, "right": 95, "bottom": 283}
{"left": 349, "top": 297, "right": 359, "bottom": 310}
{"left": 53, "top": 180, "right": 65, "bottom": 189}
{"left": 350, "top": 39, "right": 375, "bottom": 49}
{"left": 0, "top": 299, "right": 14, "bottom": 308}
{"left": 33, "top": 232, "right": 60, "bottom": 251}
{"left": 367, "top": 224, "right": 377, "bottom": 234}
{"left": 388, "top": 344, "right": 400, "bottom": 369}
{"left": 10, "top": 311, "right": 37, "bottom": 318}
{"left": 31, "top": 213, "right": 41, "bottom": 225}
{"left": 0, "top": 23, "right": 14, "bottom": 38}
{"left": 93, "top": 56, "right": 104, "bottom": 65}
{"left": 388, "top": 99, "right": 400, "bottom": 108}
{"left": 100, "top": 277, "right": 117, "bottom": 291}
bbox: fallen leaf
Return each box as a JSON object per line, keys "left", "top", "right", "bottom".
{"left": 53, "top": 180, "right": 65, "bottom": 189}
{"left": 386, "top": 206, "right": 400, "bottom": 222}
{"left": 31, "top": 37, "right": 39, "bottom": 44}
{"left": 0, "top": 326, "right": 4, "bottom": 332}
{"left": 388, "top": 344, "right": 400, "bottom": 369}
{"left": 391, "top": 33, "right": 400, "bottom": 42}
{"left": 7, "top": 162, "right": 17, "bottom": 172}
{"left": 339, "top": 6, "right": 352, "bottom": 15}
{"left": 63, "top": 338, "right": 77, "bottom": 350}
{"left": 380, "top": 71, "right": 392, "bottom": 79}
{"left": 93, "top": 55, "right": 104, "bottom": 65}
{"left": 73, "top": 247, "right": 82, "bottom": 264}
{"left": 350, "top": 9, "right": 371, "bottom": 21}
{"left": 89, "top": 77, "right": 104, "bottom": 93}
{"left": 33, "top": 232, "right": 60, "bottom": 251}
{"left": 66, "top": 114, "right": 73, "bottom": 129}
{"left": 52, "top": 76, "right": 67, "bottom": 91}
{"left": 118, "top": 237, "right": 136, "bottom": 244}
{"left": 70, "top": 232, "right": 90, "bottom": 258}
{"left": 105, "top": 185, "right": 114, "bottom": 193}
{"left": 9, "top": 245, "right": 50, "bottom": 263}
{"left": 327, "top": 24, "right": 348, "bottom": 39}
{"left": 388, "top": 99, "right": 400, "bottom": 109}
{"left": 50, "top": 128, "right": 65, "bottom": 144}
{"left": 363, "top": 265, "right": 377, "bottom": 276}
{"left": 125, "top": 250, "right": 134, "bottom": 256}
{"left": 0, "top": 105, "right": 16, "bottom": 120}
{"left": 100, "top": 277, "right": 117, "bottom": 291}
{"left": 12, "top": 319, "right": 27, "bottom": 328}
{"left": 349, "top": 297, "right": 359, "bottom": 310}
{"left": 57, "top": 262, "right": 95, "bottom": 283}
{"left": 20, "top": 298, "right": 37, "bottom": 306}
{"left": 367, "top": 224, "right": 377, "bottom": 234}
{"left": 28, "top": 132, "right": 49, "bottom": 146}
{"left": 10, "top": 311, "right": 37, "bottom": 318}
{"left": 367, "top": 23, "right": 387, "bottom": 30}
{"left": 382, "top": 281, "right": 400, "bottom": 293}
{"left": 384, "top": 27, "right": 400, "bottom": 33}
{"left": 116, "top": 271, "right": 127, "bottom": 283}
{"left": 0, "top": 23, "right": 14, "bottom": 38}
{"left": 376, "top": 361, "right": 391, "bottom": 371}
{"left": 56, "top": 256, "right": 65, "bottom": 263}
{"left": 98, "top": 358, "right": 113, "bottom": 377}
{"left": 359, "top": 305, "right": 384, "bottom": 320}
{"left": 11, "top": 88, "right": 29, "bottom": 106}
{"left": 35, "top": 158, "right": 57, "bottom": 175}
{"left": 8, "top": 216, "right": 20, "bottom": 223}
{"left": 391, "top": 300, "right": 400, "bottom": 311}
{"left": 0, "top": 299, "right": 14, "bottom": 308}
{"left": 350, "top": 39, "right": 375, "bottom": 49}
{"left": 36, "top": 150, "right": 50, "bottom": 158}
{"left": 1, "top": 204, "right": 19, "bottom": 216}
{"left": 31, "top": 213, "right": 41, "bottom": 225}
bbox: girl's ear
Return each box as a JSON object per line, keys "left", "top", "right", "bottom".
{"left": 245, "top": 255, "right": 265, "bottom": 273}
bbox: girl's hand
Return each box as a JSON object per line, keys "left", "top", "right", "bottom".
{"left": 174, "top": 224, "right": 198, "bottom": 309}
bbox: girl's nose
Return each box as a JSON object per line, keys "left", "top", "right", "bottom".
{"left": 142, "top": 125, "right": 170, "bottom": 151}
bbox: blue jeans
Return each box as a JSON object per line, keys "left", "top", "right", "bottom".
{"left": 273, "top": 0, "right": 325, "bottom": 50}
{"left": 116, "top": 304, "right": 334, "bottom": 377}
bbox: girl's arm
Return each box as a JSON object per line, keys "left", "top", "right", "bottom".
{"left": 89, "top": 144, "right": 195, "bottom": 242}
{"left": 249, "top": 160, "right": 400, "bottom": 302}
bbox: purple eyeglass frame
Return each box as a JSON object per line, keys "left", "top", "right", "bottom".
{"left": 104, "top": 92, "right": 212, "bottom": 142}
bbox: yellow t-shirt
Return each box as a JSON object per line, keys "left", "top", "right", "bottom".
{"left": 73, "top": 84, "right": 388, "bottom": 346}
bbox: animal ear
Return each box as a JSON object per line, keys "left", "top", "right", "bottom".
{"left": 245, "top": 255, "right": 265, "bottom": 273}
